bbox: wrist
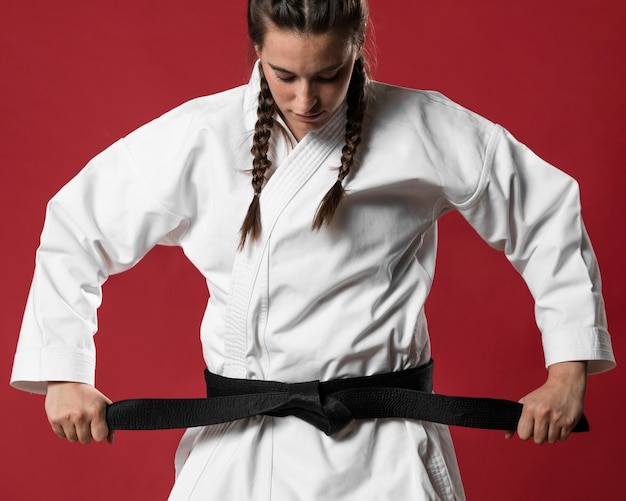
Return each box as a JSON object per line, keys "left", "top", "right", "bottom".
{"left": 547, "top": 361, "right": 588, "bottom": 383}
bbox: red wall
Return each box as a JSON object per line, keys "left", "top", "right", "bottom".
{"left": 2, "top": 1, "right": 624, "bottom": 499}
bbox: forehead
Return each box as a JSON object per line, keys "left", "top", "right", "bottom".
{"left": 258, "top": 27, "right": 354, "bottom": 73}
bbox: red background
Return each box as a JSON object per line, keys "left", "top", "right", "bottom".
{"left": 2, "top": 1, "right": 624, "bottom": 499}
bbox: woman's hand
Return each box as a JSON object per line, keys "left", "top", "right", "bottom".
{"left": 505, "top": 361, "right": 587, "bottom": 444}
{"left": 45, "top": 382, "right": 114, "bottom": 445}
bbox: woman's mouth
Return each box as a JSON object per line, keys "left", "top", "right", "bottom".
{"left": 294, "top": 111, "right": 324, "bottom": 122}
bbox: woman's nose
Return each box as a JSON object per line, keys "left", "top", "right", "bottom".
{"left": 296, "top": 81, "right": 318, "bottom": 110}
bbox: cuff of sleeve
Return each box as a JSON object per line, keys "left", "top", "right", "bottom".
{"left": 542, "top": 327, "right": 615, "bottom": 375}
{"left": 10, "top": 348, "right": 96, "bottom": 394}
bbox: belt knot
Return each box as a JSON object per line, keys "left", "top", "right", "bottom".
{"left": 265, "top": 380, "right": 353, "bottom": 435}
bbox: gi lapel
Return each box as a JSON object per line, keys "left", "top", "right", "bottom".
{"left": 223, "top": 105, "right": 346, "bottom": 378}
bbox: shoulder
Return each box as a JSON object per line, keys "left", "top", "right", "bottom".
{"left": 125, "top": 84, "right": 250, "bottom": 144}
{"left": 365, "top": 81, "right": 499, "bottom": 168}
{"left": 103, "top": 84, "right": 253, "bottom": 212}
{"left": 367, "top": 81, "right": 494, "bottom": 136}
{"left": 362, "top": 82, "right": 503, "bottom": 206}
{"left": 364, "top": 81, "right": 499, "bottom": 167}
{"left": 119, "top": 83, "right": 255, "bottom": 174}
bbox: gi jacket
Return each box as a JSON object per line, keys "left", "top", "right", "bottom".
{"left": 11, "top": 68, "right": 615, "bottom": 500}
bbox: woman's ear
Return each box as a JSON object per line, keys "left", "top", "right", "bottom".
{"left": 354, "top": 42, "right": 364, "bottom": 61}
{"left": 254, "top": 44, "right": 261, "bottom": 58}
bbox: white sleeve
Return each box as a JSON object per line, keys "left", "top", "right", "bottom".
{"left": 456, "top": 125, "right": 614, "bottom": 374}
{"left": 11, "top": 140, "right": 190, "bottom": 393}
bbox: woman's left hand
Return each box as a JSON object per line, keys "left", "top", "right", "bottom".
{"left": 505, "top": 361, "right": 587, "bottom": 444}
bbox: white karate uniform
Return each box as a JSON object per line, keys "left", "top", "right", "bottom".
{"left": 11, "top": 68, "right": 615, "bottom": 500}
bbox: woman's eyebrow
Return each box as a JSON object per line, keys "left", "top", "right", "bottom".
{"left": 268, "top": 62, "right": 344, "bottom": 74}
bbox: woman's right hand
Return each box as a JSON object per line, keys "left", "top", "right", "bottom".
{"left": 45, "top": 382, "right": 114, "bottom": 444}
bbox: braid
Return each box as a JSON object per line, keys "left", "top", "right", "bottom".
{"left": 312, "top": 56, "right": 367, "bottom": 230}
{"left": 238, "top": 64, "right": 276, "bottom": 250}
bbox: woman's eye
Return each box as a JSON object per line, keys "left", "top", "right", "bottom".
{"left": 275, "top": 74, "right": 295, "bottom": 83}
{"left": 317, "top": 73, "right": 338, "bottom": 82}
{"left": 273, "top": 73, "right": 338, "bottom": 83}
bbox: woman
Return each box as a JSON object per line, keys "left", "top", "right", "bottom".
{"left": 11, "top": 0, "right": 615, "bottom": 499}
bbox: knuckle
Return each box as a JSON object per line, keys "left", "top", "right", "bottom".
{"left": 524, "top": 401, "right": 549, "bottom": 419}
{"left": 535, "top": 405, "right": 551, "bottom": 420}
{"left": 562, "top": 416, "right": 576, "bottom": 429}
{"left": 552, "top": 410, "right": 564, "bottom": 422}
{"left": 86, "top": 400, "right": 104, "bottom": 413}
{"left": 48, "top": 416, "right": 62, "bottom": 427}
{"left": 66, "top": 409, "right": 88, "bottom": 423}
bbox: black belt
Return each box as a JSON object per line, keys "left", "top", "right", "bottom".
{"left": 105, "top": 360, "right": 589, "bottom": 435}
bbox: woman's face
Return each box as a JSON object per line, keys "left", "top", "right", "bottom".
{"left": 256, "top": 27, "right": 359, "bottom": 141}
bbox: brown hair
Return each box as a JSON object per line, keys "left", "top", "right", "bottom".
{"left": 239, "top": 0, "right": 370, "bottom": 249}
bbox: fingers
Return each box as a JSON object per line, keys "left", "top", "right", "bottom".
{"left": 48, "top": 407, "right": 110, "bottom": 444}
{"left": 514, "top": 404, "right": 578, "bottom": 444}
{"left": 45, "top": 382, "right": 113, "bottom": 445}
{"left": 90, "top": 410, "right": 111, "bottom": 443}
{"left": 559, "top": 426, "right": 573, "bottom": 442}
{"left": 76, "top": 418, "right": 95, "bottom": 444}
{"left": 516, "top": 406, "right": 535, "bottom": 442}
{"left": 507, "top": 370, "right": 585, "bottom": 446}
{"left": 48, "top": 416, "right": 86, "bottom": 443}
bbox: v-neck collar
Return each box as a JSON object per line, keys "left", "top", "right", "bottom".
{"left": 224, "top": 69, "right": 347, "bottom": 378}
